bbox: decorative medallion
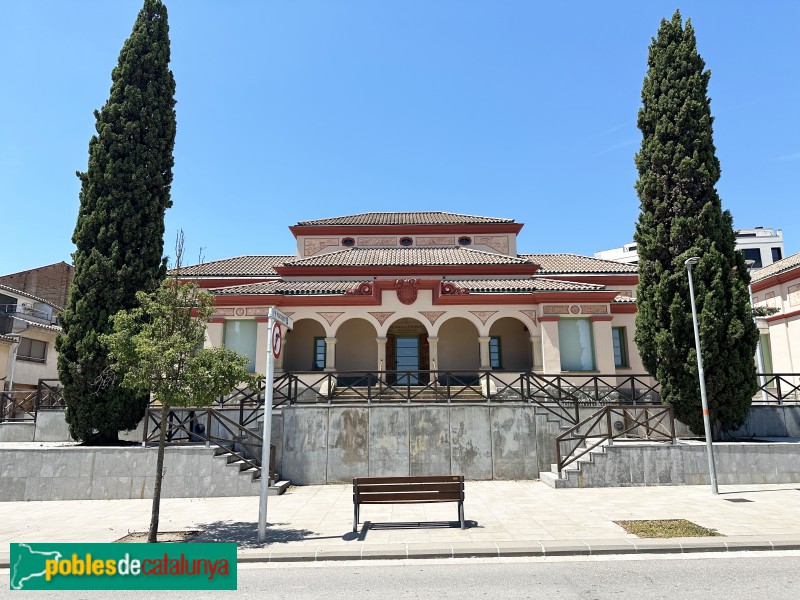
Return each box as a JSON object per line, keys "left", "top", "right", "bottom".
{"left": 569, "top": 305, "right": 580, "bottom": 314}
{"left": 368, "top": 311, "right": 394, "bottom": 325}
{"left": 579, "top": 305, "right": 607, "bottom": 315}
{"left": 317, "top": 312, "right": 344, "bottom": 325}
{"left": 345, "top": 282, "right": 373, "bottom": 296}
{"left": 542, "top": 305, "right": 569, "bottom": 314}
{"left": 246, "top": 307, "right": 270, "bottom": 316}
{"left": 469, "top": 310, "right": 497, "bottom": 325}
{"left": 213, "top": 308, "right": 235, "bottom": 316}
{"left": 440, "top": 281, "right": 469, "bottom": 295}
{"left": 474, "top": 235, "right": 510, "bottom": 255}
{"left": 304, "top": 238, "right": 339, "bottom": 256}
{"left": 520, "top": 310, "right": 538, "bottom": 325}
{"left": 396, "top": 278, "right": 419, "bottom": 305}
{"left": 357, "top": 237, "right": 397, "bottom": 246}
{"left": 234, "top": 307, "right": 246, "bottom": 317}
{"left": 419, "top": 311, "right": 446, "bottom": 325}
{"left": 417, "top": 236, "right": 455, "bottom": 246}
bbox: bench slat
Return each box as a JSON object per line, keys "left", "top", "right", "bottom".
{"left": 354, "top": 476, "right": 462, "bottom": 485}
{"left": 356, "top": 482, "right": 463, "bottom": 494}
{"left": 357, "top": 491, "right": 463, "bottom": 503}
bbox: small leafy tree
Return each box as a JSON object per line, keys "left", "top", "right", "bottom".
{"left": 102, "top": 237, "right": 258, "bottom": 542}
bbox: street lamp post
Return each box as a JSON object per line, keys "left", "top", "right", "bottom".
{"left": 685, "top": 257, "right": 719, "bottom": 495}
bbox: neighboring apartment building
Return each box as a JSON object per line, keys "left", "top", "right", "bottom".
{"left": 750, "top": 252, "right": 800, "bottom": 377}
{"left": 595, "top": 227, "right": 785, "bottom": 269}
{"left": 0, "top": 261, "right": 74, "bottom": 309}
{"left": 0, "top": 284, "right": 62, "bottom": 390}
{"left": 178, "top": 212, "right": 644, "bottom": 381}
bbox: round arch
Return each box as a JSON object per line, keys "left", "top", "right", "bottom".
{"left": 488, "top": 316, "right": 532, "bottom": 371}
{"left": 283, "top": 318, "right": 326, "bottom": 372}
{"left": 437, "top": 317, "right": 480, "bottom": 372}
{"left": 334, "top": 317, "right": 378, "bottom": 371}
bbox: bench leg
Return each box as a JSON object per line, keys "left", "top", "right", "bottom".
{"left": 353, "top": 503, "right": 359, "bottom": 533}
{"left": 459, "top": 502, "right": 465, "bottom": 529}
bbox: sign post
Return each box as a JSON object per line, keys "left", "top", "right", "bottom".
{"left": 258, "top": 306, "right": 293, "bottom": 543}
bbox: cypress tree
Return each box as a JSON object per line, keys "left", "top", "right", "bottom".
{"left": 634, "top": 11, "right": 758, "bottom": 437}
{"left": 56, "top": 0, "right": 176, "bottom": 443}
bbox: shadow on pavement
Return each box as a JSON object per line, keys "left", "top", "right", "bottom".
{"left": 193, "top": 521, "right": 341, "bottom": 548}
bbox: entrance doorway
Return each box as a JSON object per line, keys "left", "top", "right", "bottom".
{"left": 395, "top": 336, "right": 420, "bottom": 384}
{"left": 386, "top": 318, "right": 430, "bottom": 384}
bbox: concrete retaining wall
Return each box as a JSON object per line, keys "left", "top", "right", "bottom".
{"left": 279, "top": 403, "right": 565, "bottom": 484}
{"left": 0, "top": 445, "right": 259, "bottom": 502}
{"left": 563, "top": 441, "right": 800, "bottom": 488}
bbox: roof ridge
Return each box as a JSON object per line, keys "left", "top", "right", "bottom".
{"left": 0, "top": 283, "right": 63, "bottom": 310}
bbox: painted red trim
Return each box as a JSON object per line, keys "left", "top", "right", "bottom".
{"left": 289, "top": 223, "right": 524, "bottom": 237}
{"left": 765, "top": 307, "right": 800, "bottom": 323}
{"left": 274, "top": 264, "right": 539, "bottom": 277}
{"left": 752, "top": 266, "right": 800, "bottom": 293}
{"left": 255, "top": 317, "right": 269, "bottom": 323}
{"left": 611, "top": 304, "right": 637, "bottom": 314}
{"left": 590, "top": 315, "right": 614, "bottom": 321}
{"left": 538, "top": 316, "right": 560, "bottom": 322}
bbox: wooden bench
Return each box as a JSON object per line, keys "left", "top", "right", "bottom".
{"left": 352, "top": 475, "right": 465, "bottom": 532}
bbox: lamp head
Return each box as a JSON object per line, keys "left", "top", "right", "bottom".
{"left": 684, "top": 257, "right": 700, "bottom": 267}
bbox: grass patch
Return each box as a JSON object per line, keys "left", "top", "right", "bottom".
{"left": 614, "top": 519, "right": 721, "bottom": 538}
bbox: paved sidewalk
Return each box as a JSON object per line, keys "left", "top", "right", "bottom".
{"left": 2, "top": 481, "right": 800, "bottom": 565}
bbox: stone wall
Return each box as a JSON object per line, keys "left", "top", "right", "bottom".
{"left": 0, "top": 445, "right": 259, "bottom": 502}
{"left": 278, "top": 403, "right": 565, "bottom": 484}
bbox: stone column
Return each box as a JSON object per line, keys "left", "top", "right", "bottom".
{"left": 376, "top": 336, "right": 387, "bottom": 372}
{"left": 324, "top": 337, "right": 337, "bottom": 372}
{"left": 255, "top": 318, "right": 270, "bottom": 376}
{"left": 478, "top": 336, "right": 491, "bottom": 371}
{"left": 591, "top": 316, "right": 615, "bottom": 373}
{"left": 539, "top": 317, "right": 561, "bottom": 374}
{"left": 530, "top": 335, "right": 543, "bottom": 371}
{"left": 427, "top": 336, "right": 440, "bottom": 373}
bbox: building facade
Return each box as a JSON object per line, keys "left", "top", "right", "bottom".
{"left": 181, "top": 212, "right": 645, "bottom": 383}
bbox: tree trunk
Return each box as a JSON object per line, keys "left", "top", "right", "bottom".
{"left": 148, "top": 403, "right": 169, "bottom": 543}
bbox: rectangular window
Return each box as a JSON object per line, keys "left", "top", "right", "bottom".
{"left": 558, "top": 319, "right": 596, "bottom": 371}
{"left": 772, "top": 247, "right": 783, "bottom": 262}
{"left": 612, "top": 327, "right": 629, "bottom": 368}
{"left": 742, "top": 248, "right": 762, "bottom": 268}
{"left": 759, "top": 334, "right": 773, "bottom": 374}
{"left": 17, "top": 337, "right": 47, "bottom": 363}
{"left": 313, "top": 337, "right": 326, "bottom": 370}
{"left": 489, "top": 336, "right": 502, "bottom": 369}
{"left": 223, "top": 320, "right": 257, "bottom": 373}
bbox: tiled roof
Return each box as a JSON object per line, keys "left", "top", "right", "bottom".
{"left": 519, "top": 254, "right": 638, "bottom": 274}
{"left": 751, "top": 252, "right": 800, "bottom": 283}
{"left": 0, "top": 333, "right": 16, "bottom": 344}
{"left": 173, "top": 255, "right": 294, "bottom": 277}
{"left": 0, "top": 284, "right": 63, "bottom": 310}
{"left": 11, "top": 317, "right": 62, "bottom": 332}
{"left": 613, "top": 295, "right": 637, "bottom": 303}
{"left": 283, "top": 247, "right": 531, "bottom": 268}
{"left": 296, "top": 212, "right": 515, "bottom": 226}
{"left": 212, "top": 280, "right": 371, "bottom": 296}
{"left": 446, "top": 278, "right": 605, "bottom": 293}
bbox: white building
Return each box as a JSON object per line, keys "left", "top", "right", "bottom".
{"left": 595, "top": 227, "right": 785, "bottom": 269}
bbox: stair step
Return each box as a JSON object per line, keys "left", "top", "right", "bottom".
{"left": 539, "top": 471, "right": 567, "bottom": 489}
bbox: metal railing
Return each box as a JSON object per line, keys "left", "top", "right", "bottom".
{"left": 555, "top": 404, "right": 676, "bottom": 473}
{"left": 142, "top": 406, "right": 276, "bottom": 481}
{"left": 0, "top": 379, "right": 63, "bottom": 422}
{"left": 754, "top": 374, "right": 800, "bottom": 404}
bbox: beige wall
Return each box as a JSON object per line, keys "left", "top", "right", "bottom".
{"left": 12, "top": 328, "right": 59, "bottom": 387}
{"left": 753, "top": 274, "right": 800, "bottom": 375}
{"left": 437, "top": 317, "right": 480, "bottom": 372}
{"left": 0, "top": 341, "right": 11, "bottom": 385}
{"left": 335, "top": 318, "right": 378, "bottom": 371}
{"left": 489, "top": 317, "right": 532, "bottom": 370}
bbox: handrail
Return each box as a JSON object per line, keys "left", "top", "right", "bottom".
{"left": 555, "top": 404, "right": 676, "bottom": 473}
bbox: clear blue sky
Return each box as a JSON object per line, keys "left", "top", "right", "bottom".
{"left": 2, "top": 1, "right": 798, "bottom": 273}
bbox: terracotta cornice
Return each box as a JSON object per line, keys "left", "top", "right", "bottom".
{"left": 611, "top": 304, "right": 638, "bottom": 314}
{"left": 590, "top": 315, "right": 614, "bottom": 321}
{"left": 751, "top": 266, "right": 800, "bottom": 293}
{"left": 538, "top": 316, "right": 560, "bottom": 322}
{"left": 289, "top": 223, "right": 524, "bottom": 238}
{"left": 765, "top": 308, "right": 800, "bottom": 323}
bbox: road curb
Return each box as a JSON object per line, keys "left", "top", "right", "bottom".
{"left": 3, "top": 535, "right": 799, "bottom": 569}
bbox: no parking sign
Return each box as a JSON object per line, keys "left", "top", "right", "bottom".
{"left": 271, "top": 324, "right": 282, "bottom": 359}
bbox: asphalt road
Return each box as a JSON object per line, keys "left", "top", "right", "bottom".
{"left": 2, "top": 553, "right": 799, "bottom": 599}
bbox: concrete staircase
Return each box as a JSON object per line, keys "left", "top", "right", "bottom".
{"left": 539, "top": 437, "right": 610, "bottom": 489}
{"left": 212, "top": 447, "right": 290, "bottom": 495}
